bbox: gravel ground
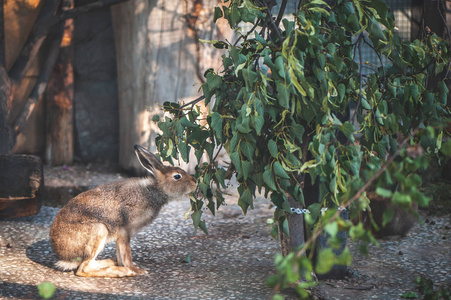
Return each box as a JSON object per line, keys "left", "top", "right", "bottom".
{"left": 0, "top": 165, "right": 450, "bottom": 299}
{"left": 317, "top": 212, "right": 451, "bottom": 299}
{"left": 0, "top": 197, "right": 282, "bottom": 299}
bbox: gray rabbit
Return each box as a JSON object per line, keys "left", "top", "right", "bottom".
{"left": 50, "top": 145, "right": 197, "bottom": 277}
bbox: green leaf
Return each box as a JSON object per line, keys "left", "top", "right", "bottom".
{"left": 199, "top": 220, "right": 208, "bottom": 235}
{"left": 255, "top": 32, "right": 267, "bottom": 46}
{"left": 263, "top": 168, "right": 277, "bottom": 191}
{"left": 254, "top": 113, "right": 265, "bottom": 135}
{"left": 346, "top": 13, "right": 360, "bottom": 31}
{"left": 300, "top": 160, "right": 318, "bottom": 173}
{"left": 202, "top": 83, "right": 213, "bottom": 104}
{"left": 240, "top": 141, "right": 255, "bottom": 163}
{"left": 315, "top": 248, "right": 335, "bottom": 274}
{"left": 275, "top": 55, "right": 285, "bottom": 78}
{"left": 391, "top": 192, "right": 412, "bottom": 208}
{"left": 268, "top": 140, "right": 278, "bottom": 158}
{"left": 368, "top": 18, "right": 386, "bottom": 42}
{"left": 152, "top": 114, "right": 160, "bottom": 122}
{"left": 335, "top": 247, "right": 352, "bottom": 266}
{"left": 382, "top": 208, "right": 394, "bottom": 227}
{"left": 309, "top": 6, "right": 330, "bottom": 15}
{"left": 411, "top": 190, "right": 431, "bottom": 207}
{"left": 214, "top": 6, "right": 223, "bottom": 23}
{"left": 191, "top": 210, "right": 203, "bottom": 232}
{"left": 291, "top": 123, "right": 305, "bottom": 142}
{"left": 230, "top": 152, "right": 241, "bottom": 174}
{"left": 339, "top": 122, "right": 355, "bottom": 142}
{"left": 438, "top": 81, "right": 449, "bottom": 94}
{"left": 276, "top": 82, "right": 290, "bottom": 108}
{"left": 401, "top": 291, "right": 419, "bottom": 299}
{"left": 324, "top": 222, "right": 338, "bottom": 237}
{"left": 241, "top": 160, "right": 252, "bottom": 180}
{"left": 361, "top": 98, "right": 371, "bottom": 109}
{"left": 337, "top": 83, "right": 345, "bottom": 100}
{"left": 375, "top": 187, "right": 392, "bottom": 198}
{"left": 178, "top": 142, "right": 190, "bottom": 163}
{"left": 37, "top": 282, "right": 56, "bottom": 299}
{"left": 211, "top": 112, "right": 223, "bottom": 140}
{"left": 349, "top": 223, "right": 365, "bottom": 240}
{"left": 239, "top": 188, "right": 253, "bottom": 208}
{"left": 440, "top": 140, "right": 451, "bottom": 156}
{"left": 207, "top": 73, "right": 223, "bottom": 91}
{"left": 316, "top": 53, "right": 326, "bottom": 69}
{"left": 289, "top": 68, "right": 306, "bottom": 96}
{"left": 237, "top": 121, "right": 252, "bottom": 133}
{"left": 273, "top": 161, "right": 290, "bottom": 179}
{"left": 327, "top": 43, "right": 336, "bottom": 54}
{"left": 266, "top": 274, "right": 281, "bottom": 289}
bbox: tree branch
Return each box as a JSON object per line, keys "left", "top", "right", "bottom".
{"left": 261, "top": 0, "right": 282, "bottom": 43}
{"left": 275, "top": 0, "right": 287, "bottom": 27}
{"left": 180, "top": 95, "right": 206, "bottom": 109}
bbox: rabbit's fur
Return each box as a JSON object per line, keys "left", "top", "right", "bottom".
{"left": 50, "top": 145, "right": 196, "bottom": 277}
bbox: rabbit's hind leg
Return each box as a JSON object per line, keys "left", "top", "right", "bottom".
{"left": 96, "top": 258, "right": 117, "bottom": 268}
{"left": 75, "top": 224, "right": 136, "bottom": 278}
{"left": 76, "top": 260, "right": 136, "bottom": 277}
{"left": 116, "top": 230, "right": 147, "bottom": 275}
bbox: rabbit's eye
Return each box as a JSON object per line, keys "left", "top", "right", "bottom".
{"left": 173, "top": 174, "right": 182, "bottom": 180}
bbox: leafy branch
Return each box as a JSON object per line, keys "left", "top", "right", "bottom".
{"left": 156, "top": 0, "right": 451, "bottom": 297}
{"left": 297, "top": 128, "right": 418, "bottom": 260}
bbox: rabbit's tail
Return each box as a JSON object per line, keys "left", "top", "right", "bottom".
{"left": 55, "top": 259, "right": 81, "bottom": 271}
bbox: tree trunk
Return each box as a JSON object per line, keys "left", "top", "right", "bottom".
{"left": 111, "top": 0, "right": 232, "bottom": 174}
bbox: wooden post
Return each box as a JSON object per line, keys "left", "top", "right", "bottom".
{"left": 0, "top": 0, "right": 5, "bottom": 69}
{"left": 0, "top": 67, "right": 11, "bottom": 155}
{"left": 45, "top": 3, "right": 74, "bottom": 165}
{"left": 0, "top": 0, "right": 11, "bottom": 155}
{"left": 111, "top": 0, "right": 232, "bottom": 174}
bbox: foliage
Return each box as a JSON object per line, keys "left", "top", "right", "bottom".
{"left": 402, "top": 276, "right": 451, "bottom": 300}
{"left": 37, "top": 282, "right": 56, "bottom": 299}
{"left": 155, "top": 0, "right": 450, "bottom": 297}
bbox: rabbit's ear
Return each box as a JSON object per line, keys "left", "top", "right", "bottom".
{"left": 134, "top": 145, "right": 163, "bottom": 176}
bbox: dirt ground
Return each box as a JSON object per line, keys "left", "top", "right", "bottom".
{"left": 0, "top": 163, "right": 450, "bottom": 299}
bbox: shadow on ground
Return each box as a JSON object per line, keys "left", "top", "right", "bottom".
{"left": 0, "top": 282, "right": 145, "bottom": 299}
{"left": 26, "top": 239, "right": 57, "bottom": 270}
